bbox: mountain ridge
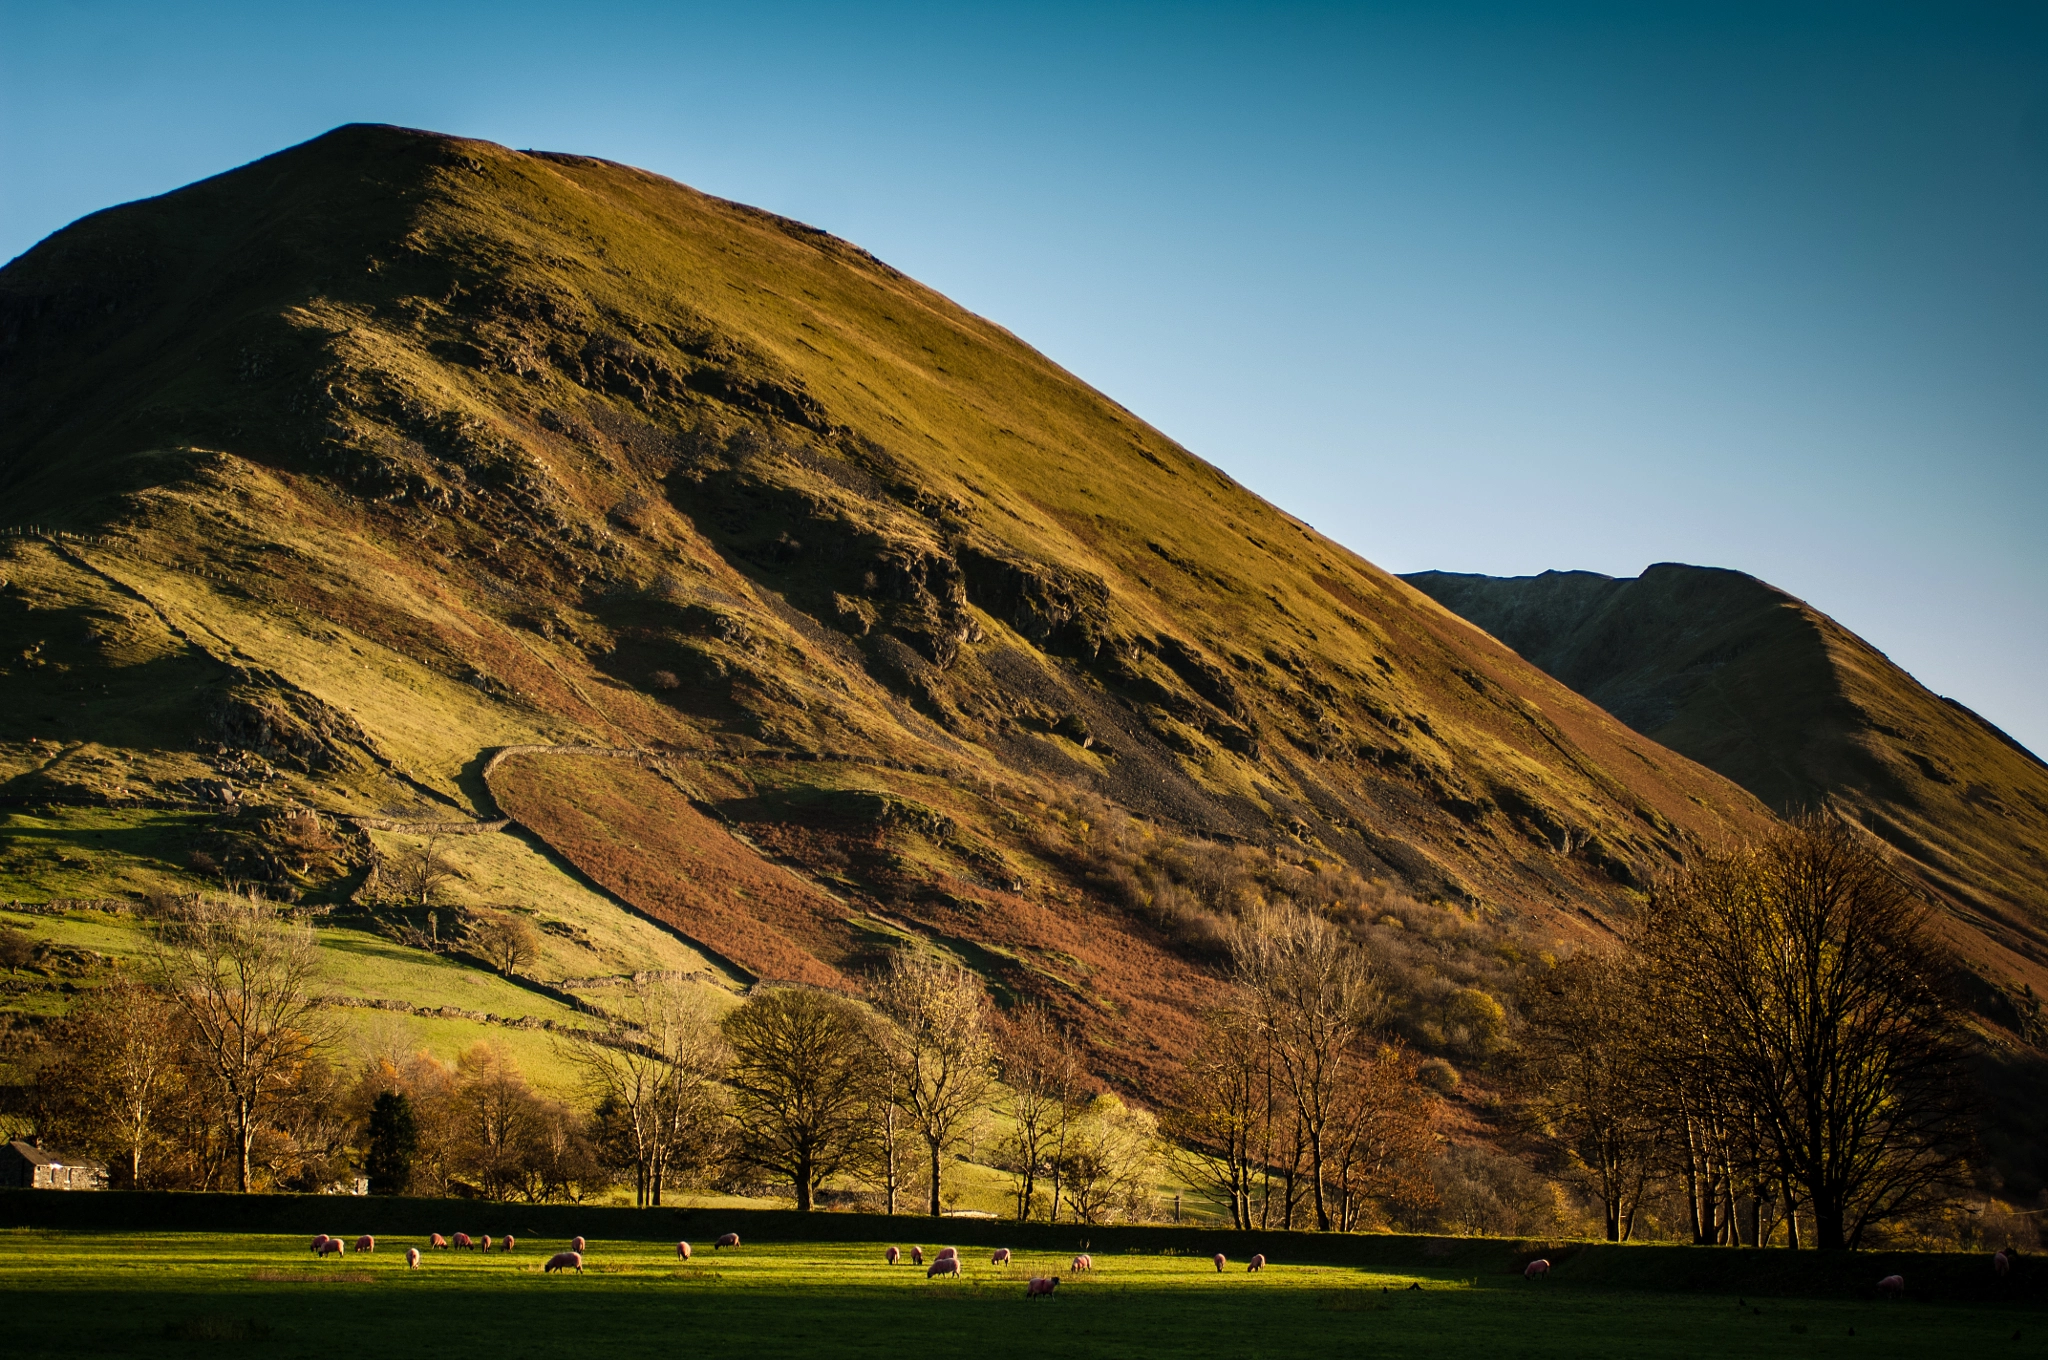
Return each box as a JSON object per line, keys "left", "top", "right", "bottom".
{"left": 2, "top": 124, "right": 1782, "bottom": 1097}
{"left": 1404, "top": 563, "right": 2048, "bottom": 1008}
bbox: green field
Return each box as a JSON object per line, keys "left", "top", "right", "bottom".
{"left": 0, "top": 1229, "right": 2031, "bottom": 1359}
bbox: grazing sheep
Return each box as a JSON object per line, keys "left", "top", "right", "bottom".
{"left": 1026, "top": 1276, "right": 1058, "bottom": 1298}
{"left": 310, "top": 1235, "right": 330, "bottom": 1254}
{"left": 1213, "top": 1253, "right": 1227, "bottom": 1273}
{"left": 453, "top": 1233, "right": 472, "bottom": 1251}
{"left": 912, "top": 1246, "right": 924, "bottom": 1266}
{"left": 317, "top": 1238, "right": 345, "bottom": 1258}
{"left": 355, "top": 1235, "right": 375, "bottom": 1254}
{"left": 406, "top": 1247, "right": 421, "bottom": 1269}
{"left": 571, "top": 1236, "right": 586, "bottom": 1253}
{"left": 430, "top": 1234, "right": 449, "bottom": 1250}
{"left": 499, "top": 1236, "right": 516, "bottom": 1252}
{"left": 992, "top": 1248, "right": 1012, "bottom": 1266}
{"left": 935, "top": 1247, "right": 958, "bottom": 1261}
{"left": 1247, "top": 1254, "right": 1266, "bottom": 1273}
{"left": 1524, "top": 1259, "right": 1551, "bottom": 1279}
{"left": 677, "top": 1241, "right": 692, "bottom": 1261}
{"left": 716, "top": 1233, "right": 740, "bottom": 1250}
{"left": 1071, "top": 1255, "right": 1092, "bottom": 1273}
{"left": 544, "top": 1251, "right": 584, "bottom": 1275}
{"left": 927, "top": 1257, "right": 962, "bottom": 1279}
{"left": 480, "top": 1235, "right": 493, "bottom": 1253}
{"left": 1996, "top": 1250, "right": 2011, "bottom": 1277}
{"left": 1878, "top": 1274, "right": 1905, "bottom": 1299}
{"left": 885, "top": 1246, "right": 901, "bottom": 1265}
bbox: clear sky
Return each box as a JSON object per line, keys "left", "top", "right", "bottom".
{"left": 5, "top": 2, "right": 2044, "bottom": 753}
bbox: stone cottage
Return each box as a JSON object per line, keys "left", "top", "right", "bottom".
{"left": 0, "top": 1139, "right": 106, "bottom": 1190}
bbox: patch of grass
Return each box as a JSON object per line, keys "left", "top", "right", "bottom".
{"left": 310, "top": 923, "right": 576, "bottom": 1018}
{"left": 0, "top": 1229, "right": 2031, "bottom": 1360}
{"left": 0, "top": 807, "right": 213, "bottom": 902}
{"left": 362, "top": 826, "right": 743, "bottom": 994}
{"left": 0, "top": 902, "right": 598, "bottom": 1094}
{"left": 163, "top": 1313, "right": 276, "bottom": 1341}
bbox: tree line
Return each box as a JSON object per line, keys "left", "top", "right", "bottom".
{"left": 3, "top": 817, "right": 1979, "bottom": 1245}
{"left": 4, "top": 896, "right": 1178, "bottom": 1219}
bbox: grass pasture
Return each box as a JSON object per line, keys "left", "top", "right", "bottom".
{"left": 0, "top": 1227, "right": 2035, "bottom": 1359}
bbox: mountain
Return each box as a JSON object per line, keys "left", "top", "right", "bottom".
{"left": 1403, "top": 565, "right": 2048, "bottom": 1009}
{"left": 0, "top": 125, "right": 1778, "bottom": 1096}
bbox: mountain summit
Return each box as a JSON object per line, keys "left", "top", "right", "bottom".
{"left": 0, "top": 125, "right": 1774, "bottom": 1086}
{"left": 1405, "top": 564, "right": 2048, "bottom": 1004}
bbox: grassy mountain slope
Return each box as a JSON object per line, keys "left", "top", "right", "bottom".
{"left": 1404, "top": 565, "right": 2048, "bottom": 1004}
{"left": 0, "top": 125, "right": 1779, "bottom": 1096}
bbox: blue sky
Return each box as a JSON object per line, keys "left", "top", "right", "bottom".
{"left": 4, "top": 2, "right": 2044, "bottom": 753}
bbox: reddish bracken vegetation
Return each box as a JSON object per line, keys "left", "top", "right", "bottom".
{"left": 488, "top": 753, "right": 850, "bottom": 987}
{"left": 490, "top": 752, "right": 1221, "bottom": 1089}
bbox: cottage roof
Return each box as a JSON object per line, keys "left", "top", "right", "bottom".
{"left": 6, "top": 1139, "right": 102, "bottom": 1169}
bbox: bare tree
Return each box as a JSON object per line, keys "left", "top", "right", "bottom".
{"left": 451, "top": 1043, "right": 545, "bottom": 1201}
{"left": 995, "top": 1005, "right": 1084, "bottom": 1222}
{"left": 393, "top": 834, "right": 456, "bottom": 907}
{"left": 1164, "top": 1003, "right": 1270, "bottom": 1230}
{"left": 55, "top": 980, "right": 187, "bottom": 1187}
{"left": 1229, "top": 909, "right": 1379, "bottom": 1231}
{"left": 569, "top": 978, "right": 725, "bottom": 1205}
{"left": 1641, "top": 818, "right": 1973, "bottom": 1249}
{"left": 723, "top": 986, "right": 882, "bottom": 1211}
{"left": 1323, "top": 1042, "right": 1440, "bottom": 1231}
{"left": 874, "top": 955, "right": 997, "bottom": 1217}
{"left": 1057, "top": 1093, "right": 1158, "bottom": 1225}
{"left": 467, "top": 910, "right": 541, "bottom": 977}
{"left": 869, "top": 1095, "right": 910, "bottom": 1214}
{"left": 1521, "top": 950, "right": 1663, "bottom": 1240}
{"left": 150, "top": 893, "right": 330, "bottom": 1191}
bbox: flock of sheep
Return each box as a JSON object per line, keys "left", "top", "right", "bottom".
{"left": 305, "top": 1230, "right": 745, "bottom": 1277}
{"left": 299, "top": 1231, "right": 1270, "bottom": 1294}
{"left": 300, "top": 1235, "right": 2000, "bottom": 1300}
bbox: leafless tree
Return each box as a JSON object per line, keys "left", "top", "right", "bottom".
{"left": 995, "top": 1005, "right": 1084, "bottom": 1223}
{"left": 1640, "top": 818, "right": 1973, "bottom": 1249}
{"left": 393, "top": 834, "right": 457, "bottom": 908}
{"left": 54, "top": 980, "right": 187, "bottom": 1187}
{"left": 1164, "top": 1003, "right": 1271, "bottom": 1230}
{"left": 1521, "top": 950, "right": 1663, "bottom": 1240}
{"left": 150, "top": 892, "right": 331, "bottom": 1191}
{"left": 568, "top": 978, "right": 725, "bottom": 1205}
{"left": 1057, "top": 1093, "right": 1158, "bottom": 1225}
{"left": 450, "top": 1043, "right": 545, "bottom": 1201}
{"left": 467, "top": 909, "right": 541, "bottom": 977}
{"left": 869, "top": 1094, "right": 910, "bottom": 1214}
{"left": 1323, "top": 1042, "right": 1440, "bottom": 1231}
{"left": 1229, "top": 909, "right": 1380, "bottom": 1231}
{"left": 874, "top": 955, "right": 997, "bottom": 1217}
{"left": 722, "top": 986, "right": 883, "bottom": 1211}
